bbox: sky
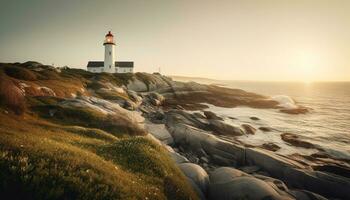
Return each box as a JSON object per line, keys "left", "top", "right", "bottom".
{"left": 0, "top": 0, "right": 350, "bottom": 82}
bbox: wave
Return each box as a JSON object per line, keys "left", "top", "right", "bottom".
{"left": 271, "top": 95, "right": 298, "bottom": 109}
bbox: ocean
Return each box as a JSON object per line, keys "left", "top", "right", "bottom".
{"left": 174, "top": 77, "right": 350, "bottom": 160}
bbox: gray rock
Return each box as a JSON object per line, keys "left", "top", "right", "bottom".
{"left": 209, "top": 167, "right": 247, "bottom": 183}
{"left": 169, "top": 151, "right": 189, "bottom": 164}
{"left": 144, "top": 121, "right": 173, "bottom": 145}
{"left": 186, "top": 178, "right": 206, "bottom": 200}
{"left": 166, "top": 110, "right": 209, "bottom": 130}
{"left": 245, "top": 148, "right": 305, "bottom": 179}
{"left": 209, "top": 167, "right": 293, "bottom": 200}
{"left": 193, "top": 112, "right": 206, "bottom": 119}
{"left": 241, "top": 124, "right": 257, "bottom": 135}
{"left": 246, "top": 148, "right": 350, "bottom": 199}
{"left": 209, "top": 120, "right": 244, "bottom": 136}
{"left": 179, "top": 163, "right": 210, "bottom": 195}
{"left": 259, "top": 126, "right": 273, "bottom": 132}
{"left": 203, "top": 111, "right": 223, "bottom": 120}
{"left": 149, "top": 92, "right": 165, "bottom": 102}
{"left": 166, "top": 118, "right": 245, "bottom": 166}
{"left": 127, "top": 90, "right": 142, "bottom": 103}
{"left": 289, "top": 190, "right": 327, "bottom": 200}
{"left": 150, "top": 98, "right": 161, "bottom": 106}
{"left": 239, "top": 165, "right": 261, "bottom": 174}
{"left": 261, "top": 143, "right": 281, "bottom": 152}
{"left": 250, "top": 116, "right": 260, "bottom": 120}
{"left": 166, "top": 110, "right": 350, "bottom": 199}
{"left": 200, "top": 157, "right": 209, "bottom": 164}
{"left": 127, "top": 77, "right": 152, "bottom": 92}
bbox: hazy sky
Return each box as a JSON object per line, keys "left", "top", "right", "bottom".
{"left": 1, "top": 0, "right": 349, "bottom": 81}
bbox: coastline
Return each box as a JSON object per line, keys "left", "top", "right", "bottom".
{"left": 0, "top": 62, "right": 349, "bottom": 199}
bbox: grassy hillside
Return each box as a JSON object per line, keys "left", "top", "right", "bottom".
{"left": 0, "top": 62, "right": 198, "bottom": 200}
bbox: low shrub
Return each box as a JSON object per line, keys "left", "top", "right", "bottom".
{"left": 61, "top": 68, "right": 94, "bottom": 80}
{"left": 37, "top": 69, "right": 60, "bottom": 80}
{"left": 87, "top": 81, "right": 106, "bottom": 90}
{"left": 4, "top": 66, "right": 37, "bottom": 81}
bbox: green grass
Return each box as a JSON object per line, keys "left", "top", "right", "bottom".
{"left": 0, "top": 112, "right": 198, "bottom": 200}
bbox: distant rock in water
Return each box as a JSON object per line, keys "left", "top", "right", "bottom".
{"left": 241, "top": 124, "right": 257, "bottom": 135}
{"left": 203, "top": 111, "right": 223, "bottom": 120}
{"left": 258, "top": 127, "right": 273, "bottom": 132}
{"left": 250, "top": 116, "right": 260, "bottom": 121}
{"left": 280, "top": 107, "right": 309, "bottom": 114}
{"left": 261, "top": 143, "right": 281, "bottom": 152}
{"left": 281, "top": 133, "right": 315, "bottom": 149}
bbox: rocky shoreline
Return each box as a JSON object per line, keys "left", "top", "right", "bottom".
{"left": 1, "top": 62, "right": 349, "bottom": 199}
{"left": 126, "top": 74, "right": 350, "bottom": 200}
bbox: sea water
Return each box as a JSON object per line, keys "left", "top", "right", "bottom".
{"left": 177, "top": 78, "right": 350, "bottom": 160}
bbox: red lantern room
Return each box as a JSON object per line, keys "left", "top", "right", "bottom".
{"left": 104, "top": 31, "right": 115, "bottom": 45}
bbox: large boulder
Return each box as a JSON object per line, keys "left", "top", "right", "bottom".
{"left": 127, "top": 78, "right": 148, "bottom": 92}
{"left": 144, "top": 121, "right": 174, "bottom": 145}
{"left": 127, "top": 73, "right": 171, "bottom": 92}
{"left": 165, "top": 110, "right": 209, "bottom": 130}
{"left": 203, "top": 111, "right": 223, "bottom": 120}
{"left": 166, "top": 111, "right": 245, "bottom": 166}
{"left": 166, "top": 111, "right": 350, "bottom": 199}
{"left": 208, "top": 120, "right": 244, "bottom": 136}
{"left": 289, "top": 190, "right": 328, "bottom": 200}
{"left": 246, "top": 148, "right": 350, "bottom": 199}
{"left": 209, "top": 167, "right": 293, "bottom": 200}
{"left": 163, "top": 145, "right": 189, "bottom": 164}
{"left": 178, "top": 163, "right": 209, "bottom": 195}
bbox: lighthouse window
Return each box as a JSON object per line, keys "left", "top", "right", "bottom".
{"left": 109, "top": 51, "right": 111, "bottom": 55}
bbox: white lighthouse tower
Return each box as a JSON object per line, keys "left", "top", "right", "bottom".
{"left": 87, "top": 31, "right": 134, "bottom": 73}
{"left": 103, "top": 31, "right": 116, "bottom": 73}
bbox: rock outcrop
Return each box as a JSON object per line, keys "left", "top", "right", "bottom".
{"left": 281, "top": 133, "right": 316, "bottom": 149}
{"left": 209, "top": 167, "right": 294, "bottom": 200}
{"left": 165, "top": 110, "right": 350, "bottom": 199}
{"left": 179, "top": 163, "right": 209, "bottom": 197}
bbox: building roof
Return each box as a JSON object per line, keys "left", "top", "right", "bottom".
{"left": 87, "top": 61, "right": 134, "bottom": 68}
{"left": 106, "top": 31, "right": 114, "bottom": 37}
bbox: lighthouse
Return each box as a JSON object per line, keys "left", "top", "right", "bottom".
{"left": 103, "top": 31, "right": 116, "bottom": 73}
{"left": 87, "top": 31, "right": 134, "bottom": 73}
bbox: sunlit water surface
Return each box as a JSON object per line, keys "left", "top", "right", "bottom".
{"left": 192, "top": 81, "right": 350, "bottom": 160}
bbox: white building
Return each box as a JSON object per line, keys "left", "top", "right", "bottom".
{"left": 87, "top": 31, "right": 134, "bottom": 73}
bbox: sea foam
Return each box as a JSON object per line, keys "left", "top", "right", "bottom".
{"left": 271, "top": 95, "right": 298, "bottom": 109}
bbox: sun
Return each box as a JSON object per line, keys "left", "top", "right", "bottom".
{"left": 295, "top": 51, "right": 320, "bottom": 83}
